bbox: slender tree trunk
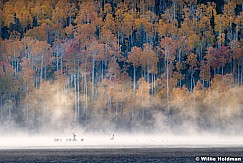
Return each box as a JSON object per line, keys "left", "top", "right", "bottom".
{"left": 241, "top": 62, "right": 243, "bottom": 84}
{"left": 35, "top": 66, "right": 38, "bottom": 89}
{"left": 208, "top": 66, "right": 211, "bottom": 87}
{"left": 221, "top": 64, "right": 224, "bottom": 75}
{"left": 36, "top": 7, "right": 40, "bottom": 26}
{"left": 8, "top": 96, "right": 11, "bottom": 121}
{"left": 108, "top": 97, "right": 112, "bottom": 114}
{"left": 236, "top": 25, "right": 238, "bottom": 41}
{"left": 44, "top": 64, "right": 47, "bottom": 80}
{"left": 131, "top": 105, "right": 134, "bottom": 129}
{"left": 32, "top": 111, "right": 35, "bottom": 128}
{"left": 16, "top": 60, "right": 19, "bottom": 74}
{"left": 74, "top": 73, "right": 77, "bottom": 121}
{"left": 166, "top": 53, "right": 169, "bottom": 107}
{"left": 56, "top": 46, "right": 59, "bottom": 71}
{"left": 130, "top": 30, "right": 133, "bottom": 48}
{"left": 238, "top": 63, "right": 240, "bottom": 86}
{"left": 42, "top": 98, "right": 45, "bottom": 125}
{"left": 133, "top": 65, "right": 136, "bottom": 95}
{"left": 26, "top": 80, "right": 29, "bottom": 126}
{"left": 13, "top": 48, "right": 16, "bottom": 75}
{"left": 178, "top": 48, "right": 181, "bottom": 62}
{"left": 173, "top": 1, "right": 176, "bottom": 20}
{"left": 151, "top": 73, "right": 154, "bottom": 95}
{"left": 56, "top": 81, "right": 59, "bottom": 103}
{"left": 154, "top": 74, "right": 156, "bottom": 92}
{"left": 77, "top": 67, "right": 80, "bottom": 121}
{"left": 218, "top": 17, "right": 222, "bottom": 49}
{"left": 141, "top": 85, "right": 144, "bottom": 122}
{"left": 0, "top": 98, "right": 2, "bottom": 120}
{"left": 40, "top": 55, "right": 43, "bottom": 84}
{"left": 101, "top": 61, "right": 104, "bottom": 81}
{"left": 68, "top": 6, "right": 71, "bottom": 26}
{"left": 0, "top": 20, "right": 2, "bottom": 37}
{"left": 192, "top": 75, "right": 196, "bottom": 110}
{"left": 115, "top": 105, "right": 118, "bottom": 125}
{"left": 92, "top": 53, "right": 95, "bottom": 100}
{"left": 117, "top": 31, "right": 120, "bottom": 52}
{"left": 66, "top": 62, "right": 68, "bottom": 76}
{"left": 200, "top": 43, "right": 203, "bottom": 61}
{"left": 191, "top": 74, "right": 193, "bottom": 91}
{"left": 229, "top": 3, "right": 233, "bottom": 42}
{"left": 61, "top": 54, "right": 63, "bottom": 73}
{"left": 147, "top": 63, "right": 150, "bottom": 83}
{"left": 84, "top": 71, "right": 88, "bottom": 118}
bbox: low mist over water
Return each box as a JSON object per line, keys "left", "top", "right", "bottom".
{"left": 1, "top": 131, "right": 243, "bottom": 150}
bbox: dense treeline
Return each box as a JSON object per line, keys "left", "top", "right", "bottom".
{"left": 0, "top": 0, "right": 243, "bottom": 133}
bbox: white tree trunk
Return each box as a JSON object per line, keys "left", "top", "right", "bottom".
{"left": 74, "top": 73, "right": 77, "bottom": 121}
{"left": 84, "top": 72, "right": 88, "bottom": 117}
{"left": 42, "top": 98, "right": 45, "bottom": 125}
{"left": 77, "top": 68, "right": 80, "bottom": 121}
{"left": 92, "top": 54, "right": 95, "bottom": 100}
{"left": 40, "top": 55, "right": 43, "bottom": 84}
{"left": 166, "top": 53, "right": 169, "bottom": 107}
{"left": 0, "top": 98, "right": 2, "bottom": 120}
{"left": 133, "top": 65, "right": 136, "bottom": 95}
{"left": 26, "top": 80, "right": 29, "bottom": 126}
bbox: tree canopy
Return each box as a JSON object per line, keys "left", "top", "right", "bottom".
{"left": 0, "top": 0, "right": 243, "bottom": 133}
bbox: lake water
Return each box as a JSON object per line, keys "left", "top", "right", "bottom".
{"left": 0, "top": 134, "right": 243, "bottom": 162}
{"left": 0, "top": 148, "right": 242, "bottom": 162}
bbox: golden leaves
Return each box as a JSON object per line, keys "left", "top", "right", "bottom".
{"left": 127, "top": 46, "right": 141, "bottom": 66}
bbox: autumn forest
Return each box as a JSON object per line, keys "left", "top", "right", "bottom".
{"left": 0, "top": 0, "right": 243, "bottom": 133}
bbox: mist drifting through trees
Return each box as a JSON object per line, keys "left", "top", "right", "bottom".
{"left": 0, "top": 0, "right": 242, "bottom": 135}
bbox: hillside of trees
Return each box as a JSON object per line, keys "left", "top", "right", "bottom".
{"left": 0, "top": 0, "right": 243, "bottom": 133}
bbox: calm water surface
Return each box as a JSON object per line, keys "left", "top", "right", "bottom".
{"left": 0, "top": 148, "right": 243, "bottom": 163}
